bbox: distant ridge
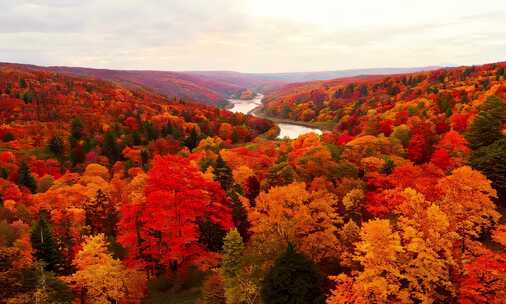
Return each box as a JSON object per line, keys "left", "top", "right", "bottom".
{"left": 0, "top": 62, "right": 440, "bottom": 105}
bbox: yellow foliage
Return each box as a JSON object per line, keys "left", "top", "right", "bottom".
{"left": 70, "top": 234, "right": 146, "bottom": 303}
{"left": 250, "top": 182, "right": 342, "bottom": 263}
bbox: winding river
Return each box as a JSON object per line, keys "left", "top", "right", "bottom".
{"left": 227, "top": 94, "right": 322, "bottom": 139}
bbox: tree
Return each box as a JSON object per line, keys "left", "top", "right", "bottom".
{"left": 221, "top": 229, "right": 245, "bottom": 304}
{"left": 470, "top": 138, "right": 506, "bottom": 200}
{"left": 0, "top": 248, "right": 73, "bottom": 304}
{"left": 30, "top": 214, "right": 62, "bottom": 273}
{"left": 118, "top": 155, "right": 233, "bottom": 274}
{"left": 18, "top": 162, "right": 37, "bottom": 193}
{"left": 250, "top": 182, "right": 342, "bottom": 264}
{"left": 198, "top": 217, "right": 227, "bottom": 252}
{"left": 70, "top": 118, "right": 84, "bottom": 142}
{"left": 48, "top": 136, "right": 65, "bottom": 160}
{"left": 261, "top": 244, "right": 325, "bottom": 304}
{"left": 466, "top": 95, "right": 506, "bottom": 149}
{"left": 102, "top": 130, "right": 121, "bottom": 165}
{"left": 437, "top": 166, "right": 500, "bottom": 239}
{"left": 184, "top": 127, "right": 200, "bottom": 151}
{"left": 244, "top": 175, "right": 260, "bottom": 207}
{"left": 228, "top": 189, "right": 250, "bottom": 241}
{"left": 70, "top": 234, "right": 146, "bottom": 303}
{"left": 85, "top": 189, "right": 118, "bottom": 237}
{"left": 213, "top": 155, "right": 234, "bottom": 191}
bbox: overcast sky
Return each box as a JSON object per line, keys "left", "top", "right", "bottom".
{"left": 1, "top": 0, "right": 505, "bottom": 73}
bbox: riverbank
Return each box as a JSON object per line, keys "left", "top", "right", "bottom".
{"left": 249, "top": 104, "right": 334, "bottom": 132}
{"left": 226, "top": 93, "right": 330, "bottom": 138}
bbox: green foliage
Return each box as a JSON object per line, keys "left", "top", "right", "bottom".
{"left": 470, "top": 138, "right": 506, "bottom": 199}
{"left": 0, "top": 167, "right": 6, "bottom": 179}
{"left": 40, "top": 270, "right": 75, "bottom": 303}
{"left": 228, "top": 189, "right": 250, "bottom": 240}
{"left": 103, "top": 130, "right": 121, "bottom": 164}
{"left": 19, "top": 78, "right": 27, "bottom": 88}
{"left": 22, "top": 90, "right": 35, "bottom": 104}
{"left": 466, "top": 95, "right": 506, "bottom": 149}
{"left": 48, "top": 136, "right": 65, "bottom": 160}
{"left": 221, "top": 229, "right": 244, "bottom": 279}
{"left": 2, "top": 132, "right": 15, "bottom": 142}
{"left": 265, "top": 160, "right": 295, "bottom": 189}
{"left": 18, "top": 162, "right": 37, "bottom": 193}
{"left": 261, "top": 244, "right": 325, "bottom": 304}
{"left": 143, "top": 121, "right": 160, "bottom": 141}
{"left": 70, "top": 118, "right": 84, "bottom": 141}
{"left": 0, "top": 256, "right": 73, "bottom": 304}
{"left": 184, "top": 128, "right": 199, "bottom": 151}
{"left": 198, "top": 217, "right": 227, "bottom": 252}
{"left": 392, "top": 124, "right": 411, "bottom": 147}
{"left": 213, "top": 155, "right": 234, "bottom": 191}
{"left": 221, "top": 230, "right": 246, "bottom": 304}
{"left": 30, "top": 214, "right": 62, "bottom": 273}
{"left": 380, "top": 157, "right": 395, "bottom": 174}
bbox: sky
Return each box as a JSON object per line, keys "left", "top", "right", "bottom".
{"left": 1, "top": 0, "right": 505, "bottom": 73}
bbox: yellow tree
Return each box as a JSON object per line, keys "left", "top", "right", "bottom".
{"left": 329, "top": 190, "right": 460, "bottom": 304}
{"left": 249, "top": 182, "right": 342, "bottom": 264}
{"left": 436, "top": 166, "right": 501, "bottom": 239}
{"left": 397, "top": 204, "right": 457, "bottom": 303}
{"left": 70, "top": 234, "right": 146, "bottom": 304}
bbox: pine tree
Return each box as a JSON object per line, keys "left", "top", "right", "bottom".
{"left": 228, "top": 190, "right": 250, "bottom": 240}
{"left": 470, "top": 138, "right": 506, "bottom": 200}
{"left": 18, "top": 161, "right": 37, "bottom": 193}
{"left": 221, "top": 229, "right": 245, "bottom": 304}
{"left": 184, "top": 127, "right": 199, "bottom": 150}
{"left": 103, "top": 131, "right": 121, "bottom": 164}
{"left": 261, "top": 244, "right": 325, "bottom": 304}
{"left": 466, "top": 95, "right": 506, "bottom": 149}
{"left": 48, "top": 136, "right": 65, "bottom": 160}
{"left": 244, "top": 175, "right": 260, "bottom": 207}
{"left": 221, "top": 229, "right": 244, "bottom": 279}
{"left": 213, "top": 155, "right": 234, "bottom": 191}
{"left": 30, "top": 214, "right": 62, "bottom": 273}
{"left": 198, "top": 217, "right": 227, "bottom": 252}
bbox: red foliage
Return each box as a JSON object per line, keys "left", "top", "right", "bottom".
{"left": 459, "top": 252, "right": 506, "bottom": 304}
{"left": 118, "top": 155, "right": 233, "bottom": 272}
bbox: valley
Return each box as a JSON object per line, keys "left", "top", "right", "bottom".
{"left": 227, "top": 93, "right": 322, "bottom": 139}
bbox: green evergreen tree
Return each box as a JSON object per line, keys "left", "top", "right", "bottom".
{"left": 466, "top": 95, "right": 506, "bottom": 149}
{"left": 184, "top": 127, "right": 200, "bottom": 150}
{"left": 70, "top": 118, "right": 84, "bottom": 141}
{"left": 19, "top": 78, "right": 28, "bottom": 88}
{"left": 221, "top": 229, "right": 244, "bottom": 279}
{"left": 265, "top": 160, "right": 295, "bottom": 189}
{"left": 131, "top": 130, "right": 142, "bottom": 145}
{"left": 261, "top": 244, "right": 325, "bottom": 304}
{"left": 228, "top": 190, "right": 250, "bottom": 240}
{"left": 18, "top": 162, "right": 37, "bottom": 193}
{"left": 103, "top": 131, "right": 121, "bottom": 164}
{"left": 30, "top": 214, "right": 62, "bottom": 273}
{"left": 2, "top": 132, "right": 15, "bottom": 142}
{"left": 198, "top": 217, "right": 227, "bottom": 252}
{"left": 470, "top": 138, "right": 506, "bottom": 200}
{"left": 221, "top": 229, "right": 245, "bottom": 304}
{"left": 48, "top": 136, "right": 65, "bottom": 160}
{"left": 213, "top": 155, "right": 234, "bottom": 191}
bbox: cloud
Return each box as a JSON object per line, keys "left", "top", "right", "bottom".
{"left": 0, "top": 0, "right": 504, "bottom": 72}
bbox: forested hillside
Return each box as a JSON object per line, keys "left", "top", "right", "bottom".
{"left": 1, "top": 62, "right": 505, "bottom": 303}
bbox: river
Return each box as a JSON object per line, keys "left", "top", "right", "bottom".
{"left": 227, "top": 94, "right": 322, "bottom": 139}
